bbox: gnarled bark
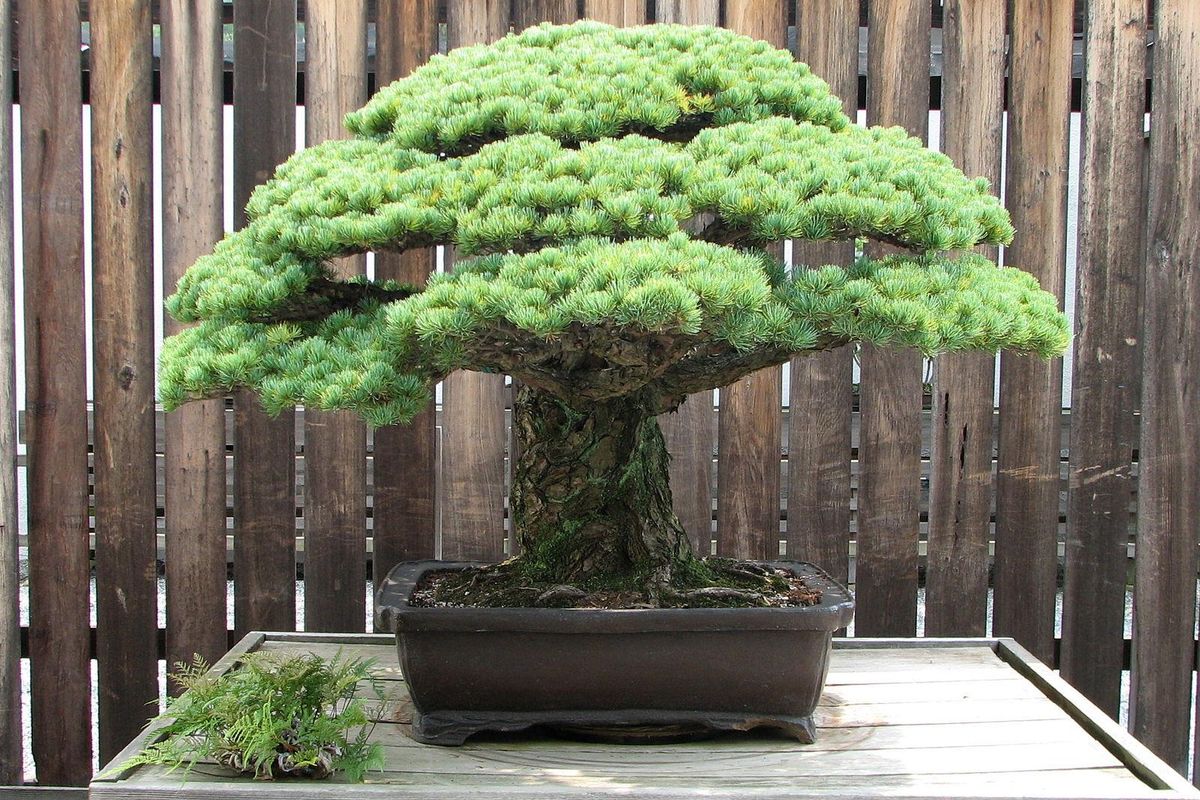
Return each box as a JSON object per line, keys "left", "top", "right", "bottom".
{"left": 509, "top": 384, "right": 696, "bottom": 593}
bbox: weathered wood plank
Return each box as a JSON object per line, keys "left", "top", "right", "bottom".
{"left": 302, "top": 0, "right": 369, "bottom": 633}
{"left": 512, "top": 0, "right": 577, "bottom": 28}
{"left": 90, "top": 0, "right": 160, "bottom": 761}
{"left": 654, "top": 0, "right": 717, "bottom": 23}
{"left": 232, "top": 0, "right": 299, "bottom": 637}
{"left": 583, "top": 0, "right": 646, "bottom": 24}
{"left": 714, "top": 2, "right": 786, "bottom": 561}
{"left": 997, "top": 640, "right": 1200, "bottom": 796}
{"left": 992, "top": 0, "right": 1073, "bottom": 666}
{"left": 1059, "top": 0, "right": 1147, "bottom": 719}
{"left": 440, "top": 0, "right": 511, "bottom": 563}
{"left": 0, "top": 0, "right": 18, "bottom": 783}
{"left": 1130, "top": 0, "right": 1200, "bottom": 777}
{"left": 371, "top": 0, "right": 439, "bottom": 591}
{"left": 788, "top": 0, "right": 858, "bottom": 584}
{"left": 652, "top": 0, "right": 719, "bottom": 558}
{"left": 854, "top": 0, "right": 929, "bottom": 637}
{"left": 924, "top": 0, "right": 1004, "bottom": 638}
{"left": 19, "top": 0, "right": 93, "bottom": 785}
{"left": 161, "top": 0, "right": 229, "bottom": 686}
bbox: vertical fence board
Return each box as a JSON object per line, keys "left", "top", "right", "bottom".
{"left": 372, "top": 0, "right": 439, "bottom": 596}
{"left": 654, "top": 0, "right": 717, "bottom": 558}
{"left": 513, "top": 0, "right": 578, "bottom": 28}
{"left": 91, "top": 0, "right": 159, "bottom": 760}
{"left": 19, "top": 0, "right": 93, "bottom": 785}
{"left": 854, "top": 0, "right": 928, "bottom": 637}
{"left": 787, "top": 0, "right": 857, "bottom": 584}
{"left": 0, "top": 0, "right": 18, "bottom": 783}
{"left": 1060, "top": 0, "right": 1147, "bottom": 718}
{"left": 584, "top": 0, "right": 646, "bottom": 24}
{"left": 993, "top": 0, "right": 1072, "bottom": 666}
{"left": 1130, "top": 0, "right": 1200, "bottom": 776}
{"left": 232, "top": 0, "right": 299, "bottom": 637}
{"left": 714, "top": 0, "right": 786, "bottom": 561}
{"left": 924, "top": 0, "right": 1004, "bottom": 637}
{"left": 440, "top": 0, "right": 511, "bottom": 563}
{"left": 162, "top": 0, "right": 229, "bottom": 688}
{"left": 656, "top": 0, "right": 717, "bottom": 23}
{"left": 302, "top": 0, "right": 368, "bottom": 633}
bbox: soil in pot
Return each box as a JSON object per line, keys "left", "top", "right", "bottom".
{"left": 409, "top": 557, "right": 824, "bottom": 610}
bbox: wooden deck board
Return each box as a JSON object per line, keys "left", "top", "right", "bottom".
{"left": 94, "top": 636, "right": 1198, "bottom": 799}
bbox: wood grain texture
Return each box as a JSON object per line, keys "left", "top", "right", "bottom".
{"left": 1130, "top": 0, "right": 1200, "bottom": 776}
{"left": 512, "top": 0, "right": 578, "bottom": 28}
{"left": 1060, "top": 0, "right": 1147, "bottom": 718}
{"left": 924, "top": 0, "right": 1004, "bottom": 638}
{"left": 583, "top": 0, "right": 646, "bottom": 24}
{"left": 91, "top": 0, "right": 160, "bottom": 761}
{"left": 447, "top": 0, "right": 509, "bottom": 51}
{"left": 0, "top": 0, "right": 17, "bottom": 784}
{"left": 161, "top": 0, "right": 229, "bottom": 688}
{"left": 302, "top": 0, "right": 368, "bottom": 633}
{"left": 993, "top": 0, "right": 1072, "bottom": 666}
{"left": 232, "top": 0, "right": 298, "bottom": 637}
{"left": 99, "top": 636, "right": 1195, "bottom": 799}
{"left": 20, "top": 0, "right": 93, "bottom": 785}
{"left": 372, "top": 0, "right": 439, "bottom": 595}
{"left": 713, "top": 1, "right": 785, "bottom": 561}
{"left": 654, "top": 0, "right": 718, "bottom": 24}
{"left": 788, "top": 0, "right": 858, "bottom": 583}
{"left": 440, "top": 0, "right": 511, "bottom": 563}
{"left": 854, "top": 0, "right": 929, "bottom": 637}
{"left": 652, "top": 0, "right": 717, "bottom": 559}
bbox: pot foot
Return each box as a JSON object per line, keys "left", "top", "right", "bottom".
{"left": 411, "top": 709, "right": 816, "bottom": 746}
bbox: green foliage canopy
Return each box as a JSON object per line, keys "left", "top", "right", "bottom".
{"left": 160, "top": 21, "right": 1068, "bottom": 425}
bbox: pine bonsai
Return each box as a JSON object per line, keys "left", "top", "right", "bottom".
{"left": 160, "top": 22, "right": 1068, "bottom": 606}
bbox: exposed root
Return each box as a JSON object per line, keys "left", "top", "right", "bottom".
{"left": 666, "top": 586, "right": 768, "bottom": 605}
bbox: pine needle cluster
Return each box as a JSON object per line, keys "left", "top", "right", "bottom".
{"left": 159, "top": 21, "right": 1069, "bottom": 425}
{"left": 119, "top": 653, "right": 385, "bottom": 782}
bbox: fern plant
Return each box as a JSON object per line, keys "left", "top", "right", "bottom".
{"left": 121, "top": 652, "right": 385, "bottom": 781}
{"left": 158, "top": 22, "right": 1069, "bottom": 602}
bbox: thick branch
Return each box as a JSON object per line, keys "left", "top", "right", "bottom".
{"left": 246, "top": 277, "right": 419, "bottom": 323}
{"left": 694, "top": 217, "right": 924, "bottom": 254}
{"left": 650, "top": 337, "right": 849, "bottom": 413}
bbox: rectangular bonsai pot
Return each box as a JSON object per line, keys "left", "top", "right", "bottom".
{"left": 376, "top": 559, "right": 855, "bottom": 746}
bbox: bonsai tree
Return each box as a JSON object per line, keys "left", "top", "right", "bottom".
{"left": 160, "top": 22, "right": 1067, "bottom": 605}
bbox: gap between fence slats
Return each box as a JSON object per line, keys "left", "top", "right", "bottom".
{"left": 0, "top": 0, "right": 17, "bottom": 784}
{"left": 1060, "top": 0, "right": 1147, "bottom": 719}
{"left": 993, "top": 0, "right": 1072, "bottom": 666}
{"left": 924, "top": 0, "right": 1004, "bottom": 638}
{"left": 232, "top": 0, "right": 300, "bottom": 638}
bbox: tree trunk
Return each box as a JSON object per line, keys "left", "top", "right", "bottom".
{"left": 509, "top": 385, "right": 698, "bottom": 593}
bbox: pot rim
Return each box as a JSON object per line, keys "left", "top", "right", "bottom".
{"left": 375, "top": 559, "right": 855, "bottom": 634}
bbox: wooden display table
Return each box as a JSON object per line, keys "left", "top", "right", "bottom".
{"left": 92, "top": 632, "right": 1199, "bottom": 799}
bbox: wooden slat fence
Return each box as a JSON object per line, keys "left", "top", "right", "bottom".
{"left": 1, "top": 0, "right": 1197, "bottom": 789}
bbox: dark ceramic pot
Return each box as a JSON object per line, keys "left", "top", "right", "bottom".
{"left": 375, "top": 559, "right": 854, "bottom": 746}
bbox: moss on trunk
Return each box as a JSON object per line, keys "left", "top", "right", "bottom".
{"left": 509, "top": 385, "right": 701, "bottom": 595}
